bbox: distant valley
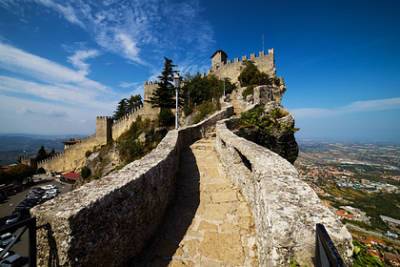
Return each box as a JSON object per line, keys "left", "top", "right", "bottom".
{"left": 0, "top": 134, "right": 84, "bottom": 165}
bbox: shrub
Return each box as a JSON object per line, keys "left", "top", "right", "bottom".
{"left": 242, "top": 85, "right": 255, "bottom": 98}
{"left": 0, "top": 164, "right": 36, "bottom": 184}
{"left": 238, "top": 61, "right": 273, "bottom": 87}
{"left": 158, "top": 108, "right": 175, "bottom": 127}
{"left": 193, "top": 101, "right": 218, "bottom": 124}
{"left": 36, "top": 167, "right": 46, "bottom": 174}
{"left": 85, "top": 150, "right": 92, "bottom": 158}
{"left": 81, "top": 166, "right": 91, "bottom": 179}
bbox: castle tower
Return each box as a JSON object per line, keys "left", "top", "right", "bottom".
{"left": 96, "top": 116, "right": 113, "bottom": 144}
{"left": 211, "top": 50, "right": 228, "bottom": 71}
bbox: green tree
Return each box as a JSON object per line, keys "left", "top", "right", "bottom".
{"left": 36, "top": 146, "right": 48, "bottom": 161}
{"left": 127, "top": 94, "right": 143, "bottom": 112}
{"left": 113, "top": 98, "right": 129, "bottom": 120}
{"left": 149, "top": 57, "right": 176, "bottom": 109}
{"left": 81, "top": 166, "right": 91, "bottom": 179}
{"left": 238, "top": 61, "right": 259, "bottom": 86}
{"left": 181, "top": 74, "right": 228, "bottom": 115}
{"left": 238, "top": 61, "right": 273, "bottom": 87}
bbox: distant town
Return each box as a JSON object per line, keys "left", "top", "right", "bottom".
{"left": 295, "top": 140, "right": 400, "bottom": 265}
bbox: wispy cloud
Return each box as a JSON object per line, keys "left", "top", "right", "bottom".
{"left": 0, "top": 42, "right": 107, "bottom": 92}
{"left": 0, "top": 42, "right": 118, "bottom": 111}
{"left": 291, "top": 97, "right": 400, "bottom": 118}
{"left": 119, "top": 81, "right": 139, "bottom": 89}
{"left": 34, "top": 0, "right": 85, "bottom": 28}
{"left": 68, "top": 49, "right": 100, "bottom": 76}
{"left": 0, "top": 0, "right": 215, "bottom": 70}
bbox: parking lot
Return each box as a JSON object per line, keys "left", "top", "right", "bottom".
{"left": 0, "top": 180, "right": 72, "bottom": 264}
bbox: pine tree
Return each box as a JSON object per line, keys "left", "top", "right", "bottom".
{"left": 149, "top": 57, "right": 176, "bottom": 109}
{"left": 114, "top": 98, "right": 129, "bottom": 120}
{"left": 36, "top": 146, "right": 48, "bottom": 161}
{"left": 127, "top": 94, "right": 143, "bottom": 112}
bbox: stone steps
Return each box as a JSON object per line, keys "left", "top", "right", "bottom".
{"left": 137, "top": 137, "right": 258, "bottom": 266}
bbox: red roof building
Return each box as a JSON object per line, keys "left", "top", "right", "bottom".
{"left": 63, "top": 171, "right": 80, "bottom": 182}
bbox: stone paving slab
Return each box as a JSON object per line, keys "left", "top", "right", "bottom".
{"left": 137, "top": 137, "right": 258, "bottom": 266}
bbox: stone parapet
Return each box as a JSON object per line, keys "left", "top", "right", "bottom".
{"left": 31, "top": 105, "right": 233, "bottom": 267}
{"left": 215, "top": 119, "right": 353, "bottom": 266}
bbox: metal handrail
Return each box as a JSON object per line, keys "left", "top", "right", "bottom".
{"left": 0, "top": 217, "right": 36, "bottom": 267}
{"left": 315, "top": 223, "right": 345, "bottom": 267}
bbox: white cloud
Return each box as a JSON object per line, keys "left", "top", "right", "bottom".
{"left": 68, "top": 49, "right": 100, "bottom": 76}
{"left": 119, "top": 81, "right": 139, "bottom": 88}
{"left": 34, "top": 0, "right": 85, "bottom": 28}
{"left": 0, "top": 42, "right": 107, "bottom": 92}
{"left": 291, "top": 97, "right": 400, "bottom": 119}
{"left": 1, "top": 0, "right": 215, "bottom": 69}
{"left": 0, "top": 95, "right": 101, "bottom": 135}
{"left": 0, "top": 76, "right": 112, "bottom": 110}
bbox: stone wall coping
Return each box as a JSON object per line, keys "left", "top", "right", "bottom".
{"left": 215, "top": 119, "right": 353, "bottom": 266}
{"left": 32, "top": 104, "right": 233, "bottom": 222}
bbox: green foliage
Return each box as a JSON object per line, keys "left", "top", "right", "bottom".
{"left": 113, "top": 98, "right": 129, "bottom": 120}
{"left": 193, "top": 101, "right": 218, "bottom": 124}
{"left": 238, "top": 61, "right": 276, "bottom": 87}
{"left": 127, "top": 94, "right": 143, "bottom": 111}
{"left": 181, "top": 73, "right": 230, "bottom": 115}
{"left": 36, "top": 145, "right": 48, "bottom": 161}
{"left": 352, "top": 240, "right": 384, "bottom": 267}
{"left": 240, "top": 105, "right": 297, "bottom": 134}
{"left": 149, "top": 57, "right": 177, "bottom": 109}
{"left": 113, "top": 94, "right": 143, "bottom": 120}
{"left": 242, "top": 85, "right": 255, "bottom": 98}
{"left": 117, "top": 116, "right": 166, "bottom": 164}
{"left": 223, "top": 78, "right": 236, "bottom": 95}
{"left": 289, "top": 259, "right": 300, "bottom": 267}
{"left": 85, "top": 150, "right": 92, "bottom": 158}
{"left": 158, "top": 108, "right": 175, "bottom": 127}
{"left": 80, "top": 166, "right": 91, "bottom": 179}
{"left": 36, "top": 167, "right": 46, "bottom": 174}
{"left": 0, "top": 164, "right": 36, "bottom": 184}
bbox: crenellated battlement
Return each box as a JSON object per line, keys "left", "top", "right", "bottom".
{"left": 210, "top": 49, "right": 276, "bottom": 83}
{"left": 219, "top": 49, "right": 274, "bottom": 66}
{"left": 37, "top": 151, "right": 65, "bottom": 166}
{"left": 112, "top": 104, "right": 144, "bottom": 127}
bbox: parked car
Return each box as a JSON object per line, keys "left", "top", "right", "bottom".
{"left": 0, "top": 192, "right": 7, "bottom": 203}
{"left": 0, "top": 253, "right": 28, "bottom": 267}
{"left": 5, "top": 213, "right": 21, "bottom": 225}
{"left": 0, "top": 247, "right": 11, "bottom": 260}
{"left": 0, "top": 233, "right": 15, "bottom": 247}
{"left": 41, "top": 184, "right": 57, "bottom": 190}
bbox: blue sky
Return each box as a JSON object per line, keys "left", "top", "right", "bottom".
{"left": 0, "top": 0, "right": 399, "bottom": 142}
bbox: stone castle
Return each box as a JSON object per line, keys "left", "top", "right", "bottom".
{"left": 209, "top": 49, "right": 276, "bottom": 83}
{"left": 31, "top": 48, "right": 354, "bottom": 266}
{"left": 38, "top": 49, "right": 277, "bottom": 173}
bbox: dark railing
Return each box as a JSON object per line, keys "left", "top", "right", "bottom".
{"left": 315, "top": 223, "right": 345, "bottom": 267}
{"left": 0, "top": 217, "right": 36, "bottom": 267}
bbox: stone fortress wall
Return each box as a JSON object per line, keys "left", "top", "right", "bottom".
{"left": 31, "top": 105, "right": 234, "bottom": 266}
{"left": 38, "top": 88, "right": 160, "bottom": 173}
{"left": 31, "top": 103, "right": 352, "bottom": 266}
{"left": 215, "top": 119, "right": 353, "bottom": 266}
{"left": 209, "top": 49, "right": 276, "bottom": 83}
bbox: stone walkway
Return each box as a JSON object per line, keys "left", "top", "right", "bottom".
{"left": 136, "top": 137, "right": 258, "bottom": 266}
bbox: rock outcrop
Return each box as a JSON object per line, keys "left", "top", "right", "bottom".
{"left": 233, "top": 85, "right": 299, "bottom": 163}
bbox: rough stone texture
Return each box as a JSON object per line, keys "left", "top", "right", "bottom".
{"left": 215, "top": 119, "right": 353, "bottom": 266}
{"left": 31, "top": 105, "right": 233, "bottom": 267}
{"left": 236, "top": 102, "right": 299, "bottom": 164}
{"left": 253, "top": 84, "right": 285, "bottom": 105}
{"left": 210, "top": 49, "right": 276, "bottom": 84}
{"left": 135, "top": 138, "right": 258, "bottom": 266}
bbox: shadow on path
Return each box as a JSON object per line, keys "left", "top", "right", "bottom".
{"left": 133, "top": 147, "right": 200, "bottom": 266}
